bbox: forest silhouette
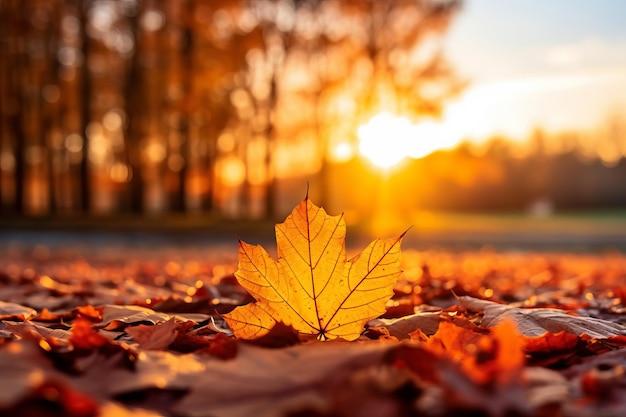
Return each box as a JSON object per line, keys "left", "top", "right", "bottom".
{"left": 1, "top": 0, "right": 624, "bottom": 221}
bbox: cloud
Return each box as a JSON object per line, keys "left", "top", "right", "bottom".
{"left": 545, "top": 38, "right": 626, "bottom": 69}
{"left": 442, "top": 69, "right": 626, "bottom": 141}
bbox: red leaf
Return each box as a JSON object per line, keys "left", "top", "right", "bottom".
{"left": 70, "top": 317, "right": 109, "bottom": 350}
{"left": 125, "top": 318, "right": 181, "bottom": 351}
{"left": 75, "top": 305, "right": 103, "bottom": 322}
{"left": 523, "top": 331, "right": 583, "bottom": 353}
{"left": 202, "top": 332, "right": 238, "bottom": 360}
{"left": 34, "top": 307, "right": 72, "bottom": 322}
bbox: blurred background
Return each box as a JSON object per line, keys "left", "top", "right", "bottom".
{"left": 1, "top": 0, "right": 625, "bottom": 246}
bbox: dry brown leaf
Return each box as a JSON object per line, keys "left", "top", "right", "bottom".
{"left": 562, "top": 348, "right": 626, "bottom": 415}
{"left": 2, "top": 320, "right": 70, "bottom": 342}
{"left": 0, "top": 341, "right": 58, "bottom": 408}
{"left": 172, "top": 342, "right": 393, "bottom": 417}
{"left": 224, "top": 197, "right": 406, "bottom": 341}
{"left": 458, "top": 296, "right": 626, "bottom": 338}
{"left": 524, "top": 367, "right": 569, "bottom": 411}
{"left": 125, "top": 318, "right": 181, "bottom": 351}
{"left": 0, "top": 301, "right": 36, "bottom": 321}
{"left": 100, "top": 305, "right": 209, "bottom": 330}
{"left": 61, "top": 340, "right": 393, "bottom": 417}
{"left": 369, "top": 311, "right": 442, "bottom": 339}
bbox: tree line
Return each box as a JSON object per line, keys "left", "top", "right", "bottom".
{"left": 0, "top": 0, "right": 461, "bottom": 218}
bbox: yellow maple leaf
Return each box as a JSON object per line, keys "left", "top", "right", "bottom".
{"left": 224, "top": 197, "right": 406, "bottom": 341}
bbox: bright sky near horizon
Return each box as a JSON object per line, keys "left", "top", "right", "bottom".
{"left": 442, "top": 0, "right": 626, "bottom": 142}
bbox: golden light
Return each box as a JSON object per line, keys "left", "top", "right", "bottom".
{"left": 216, "top": 155, "right": 246, "bottom": 187}
{"left": 407, "top": 120, "right": 458, "bottom": 159}
{"left": 329, "top": 142, "right": 354, "bottom": 163}
{"left": 109, "top": 162, "right": 131, "bottom": 183}
{"left": 357, "top": 113, "right": 409, "bottom": 169}
{"left": 357, "top": 112, "right": 458, "bottom": 169}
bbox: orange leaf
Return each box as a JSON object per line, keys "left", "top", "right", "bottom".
{"left": 485, "top": 319, "right": 525, "bottom": 383}
{"left": 125, "top": 318, "right": 181, "bottom": 350}
{"left": 75, "top": 305, "right": 103, "bottom": 322}
{"left": 69, "top": 317, "right": 109, "bottom": 350}
{"left": 424, "top": 320, "right": 481, "bottom": 362}
{"left": 203, "top": 332, "right": 238, "bottom": 360}
{"left": 522, "top": 331, "right": 581, "bottom": 353}
{"left": 423, "top": 319, "right": 525, "bottom": 385}
{"left": 224, "top": 196, "right": 406, "bottom": 341}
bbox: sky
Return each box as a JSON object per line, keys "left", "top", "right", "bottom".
{"left": 442, "top": 0, "right": 626, "bottom": 142}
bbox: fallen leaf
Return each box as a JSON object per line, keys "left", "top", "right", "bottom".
{"left": 7, "top": 380, "right": 99, "bottom": 417}
{"left": 76, "top": 305, "right": 104, "bottom": 322}
{"left": 0, "top": 341, "right": 58, "bottom": 408}
{"left": 70, "top": 317, "right": 110, "bottom": 350}
{"left": 0, "top": 301, "right": 36, "bottom": 321}
{"left": 2, "top": 320, "right": 70, "bottom": 342}
{"left": 474, "top": 320, "right": 525, "bottom": 385}
{"left": 562, "top": 347, "right": 626, "bottom": 380}
{"left": 240, "top": 321, "right": 301, "bottom": 348}
{"left": 524, "top": 367, "right": 569, "bottom": 412}
{"left": 100, "top": 305, "right": 209, "bottom": 330}
{"left": 126, "top": 318, "right": 181, "bottom": 351}
{"left": 609, "top": 335, "right": 626, "bottom": 346}
{"left": 395, "top": 325, "right": 531, "bottom": 417}
{"left": 34, "top": 307, "right": 72, "bottom": 322}
{"left": 424, "top": 320, "right": 528, "bottom": 416}
{"left": 521, "top": 331, "right": 589, "bottom": 367}
{"left": 199, "top": 332, "right": 238, "bottom": 360}
{"left": 424, "top": 321, "right": 483, "bottom": 365}
{"left": 522, "top": 331, "right": 582, "bottom": 354}
{"left": 224, "top": 197, "right": 406, "bottom": 341}
{"left": 368, "top": 311, "right": 442, "bottom": 340}
{"left": 173, "top": 342, "right": 393, "bottom": 417}
{"left": 562, "top": 349, "right": 626, "bottom": 415}
{"left": 458, "top": 296, "right": 626, "bottom": 338}
{"left": 99, "top": 402, "right": 167, "bottom": 417}
{"left": 390, "top": 344, "right": 442, "bottom": 385}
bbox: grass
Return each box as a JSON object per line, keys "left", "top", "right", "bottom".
{"left": 1, "top": 209, "right": 626, "bottom": 252}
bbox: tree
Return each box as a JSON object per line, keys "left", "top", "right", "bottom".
{"left": 0, "top": 0, "right": 464, "bottom": 218}
{"left": 227, "top": 0, "right": 462, "bottom": 215}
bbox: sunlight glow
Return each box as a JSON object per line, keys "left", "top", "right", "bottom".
{"left": 357, "top": 113, "right": 412, "bottom": 169}
{"left": 329, "top": 142, "right": 354, "bottom": 163}
{"left": 357, "top": 112, "right": 458, "bottom": 169}
{"left": 217, "top": 156, "right": 246, "bottom": 187}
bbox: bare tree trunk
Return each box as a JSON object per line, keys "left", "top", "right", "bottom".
{"left": 0, "top": 1, "right": 7, "bottom": 210}
{"left": 264, "top": 74, "right": 277, "bottom": 219}
{"left": 176, "top": 0, "right": 193, "bottom": 213}
{"left": 45, "top": 2, "right": 61, "bottom": 214}
{"left": 79, "top": 0, "right": 91, "bottom": 213}
{"left": 202, "top": 116, "right": 216, "bottom": 212}
{"left": 13, "top": 0, "right": 25, "bottom": 213}
{"left": 124, "top": 5, "right": 144, "bottom": 213}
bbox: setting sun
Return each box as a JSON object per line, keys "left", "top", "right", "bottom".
{"left": 357, "top": 112, "right": 459, "bottom": 169}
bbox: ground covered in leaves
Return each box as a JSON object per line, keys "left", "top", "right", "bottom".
{"left": 1, "top": 242, "right": 626, "bottom": 417}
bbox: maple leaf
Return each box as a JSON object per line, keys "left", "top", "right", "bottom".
{"left": 223, "top": 197, "right": 406, "bottom": 341}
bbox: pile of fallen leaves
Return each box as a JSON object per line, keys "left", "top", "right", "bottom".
{"left": 1, "top": 198, "right": 626, "bottom": 417}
